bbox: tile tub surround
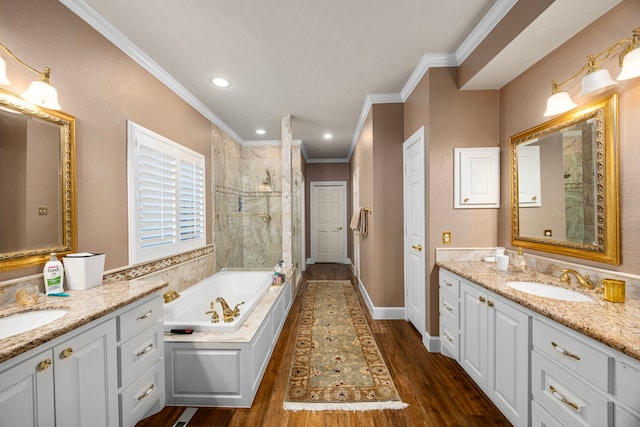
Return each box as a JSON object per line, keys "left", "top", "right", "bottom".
{"left": 0, "top": 278, "right": 167, "bottom": 364}
{"left": 436, "top": 258, "right": 640, "bottom": 361}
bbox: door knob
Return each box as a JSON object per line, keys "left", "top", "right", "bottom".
{"left": 412, "top": 244, "right": 423, "bottom": 251}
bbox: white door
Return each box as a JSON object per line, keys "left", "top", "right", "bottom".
{"left": 403, "top": 127, "right": 426, "bottom": 334}
{"left": 311, "top": 181, "right": 347, "bottom": 263}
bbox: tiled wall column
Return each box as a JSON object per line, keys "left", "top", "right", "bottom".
{"left": 281, "top": 115, "right": 292, "bottom": 266}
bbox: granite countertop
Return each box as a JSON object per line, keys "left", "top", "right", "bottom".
{"left": 437, "top": 260, "right": 640, "bottom": 362}
{"left": 0, "top": 279, "right": 167, "bottom": 364}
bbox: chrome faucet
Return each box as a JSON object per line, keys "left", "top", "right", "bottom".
{"left": 552, "top": 266, "right": 595, "bottom": 289}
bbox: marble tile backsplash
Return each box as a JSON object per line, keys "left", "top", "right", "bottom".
{"left": 436, "top": 247, "right": 640, "bottom": 300}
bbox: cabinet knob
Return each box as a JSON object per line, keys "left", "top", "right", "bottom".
{"left": 61, "top": 347, "right": 73, "bottom": 359}
{"left": 532, "top": 195, "right": 537, "bottom": 201}
{"left": 487, "top": 300, "right": 494, "bottom": 307}
{"left": 463, "top": 197, "right": 469, "bottom": 203}
{"left": 38, "top": 358, "right": 52, "bottom": 371}
{"left": 478, "top": 296, "right": 486, "bottom": 303}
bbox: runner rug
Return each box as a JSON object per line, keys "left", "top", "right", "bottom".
{"left": 283, "top": 280, "right": 408, "bottom": 411}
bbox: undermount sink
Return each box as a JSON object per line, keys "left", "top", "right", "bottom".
{"left": 506, "top": 281, "right": 593, "bottom": 302}
{"left": 0, "top": 310, "right": 68, "bottom": 340}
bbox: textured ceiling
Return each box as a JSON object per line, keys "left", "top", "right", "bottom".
{"left": 61, "top": 0, "right": 620, "bottom": 161}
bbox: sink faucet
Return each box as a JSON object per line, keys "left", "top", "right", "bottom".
{"left": 552, "top": 266, "right": 595, "bottom": 289}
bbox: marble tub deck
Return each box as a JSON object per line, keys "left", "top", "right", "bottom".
{"left": 437, "top": 260, "right": 640, "bottom": 361}
{"left": 0, "top": 278, "right": 167, "bottom": 364}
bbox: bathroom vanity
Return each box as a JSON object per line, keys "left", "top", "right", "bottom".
{"left": 438, "top": 262, "right": 640, "bottom": 427}
{"left": 0, "top": 279, "right": 166, "bottom": 427}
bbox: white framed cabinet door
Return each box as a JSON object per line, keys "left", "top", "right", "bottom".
{"left": 454, "top": 147, "right": 500, "bottom": 208}
{"left": 460, "top": 282, "right": 488, "bottom": 389}
{"left": 0, "top": 349, "right": 55, "bottom": 427}
{"left": 54, "top": 319, "right": 118, "bottom": 427}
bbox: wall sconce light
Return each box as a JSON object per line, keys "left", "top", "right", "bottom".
{"left": 0, "top": 42, "right": 61, "bottom": 110}
{"left": 544, "top": 27, "right": 640, "bottom": 117}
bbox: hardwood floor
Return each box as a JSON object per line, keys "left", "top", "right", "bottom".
{"left": 137, "top": 264, "right": 511, "bottom": 426}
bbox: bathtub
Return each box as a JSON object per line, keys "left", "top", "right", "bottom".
{"left": 163, "top": 270, "right": 273, "bottom": 333}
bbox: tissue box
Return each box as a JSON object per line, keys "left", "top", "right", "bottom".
{"left": 63, "top": 253, "right": 105, "bottom": 290}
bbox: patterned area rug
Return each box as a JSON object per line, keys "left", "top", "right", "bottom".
{"left": 283, "top": 280, "right": 408, "bottom": 411}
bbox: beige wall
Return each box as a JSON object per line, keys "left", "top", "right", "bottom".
{"left": 350, "top": 103, "right": 405, "bottom": 308}
{"left": 0, "top": 0, "right": 213, "bottom": 281}
{"left": 404, "top": 67, "right": 500, "bottom": 337}
{"left": 498, "top": 0, "right": 640, "bottom": 274}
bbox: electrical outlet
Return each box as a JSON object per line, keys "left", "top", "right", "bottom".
{"left": 544, "top": 229, "right": 552, "bottom": 237}
{"left": 442, "top": 231, "right": 451, "bottom": 244}
{"left": 37, "top": 206, "right": 48, "bottom": 216}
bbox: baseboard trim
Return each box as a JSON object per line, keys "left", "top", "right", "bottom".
{"left": 423, "top": 332, "right": 441, "bottom": 353}
{"left": 357, "top": 277, "right": 406, "bottom": 320}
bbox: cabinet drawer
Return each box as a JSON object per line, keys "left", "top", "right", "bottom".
{"left": 439, "top": 270, "right": 460, "bottom": 298}
{"left": 616, "top": 405, "right": 640, "bottom": 427}
{"left": 440, "top": 290, "right": 459, "bottom": 327}
{"left": 118, "top": 322, "right": 163, "bottom": 387}
{"left": 119, "top": 360, "right": 164, "bottom": 427}
{"left": 440, "top": 317, "right": 459, "bottom": 361}
{"left": 531, "top": 401, "right": 564, "bottom": 427}
{"left": 615, "top": 359, "right": 640, "bottom": 410}
{"left": 533, "top": 318, "right": 612, "bottom": 393}
{"left": 532, "top": 350, "right": 613, "bottom": 427}
{"left": 117, "top": 296, "right": 163, "bottom": 342}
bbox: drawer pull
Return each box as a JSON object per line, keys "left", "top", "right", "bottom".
{"left": 38, "top": 358, "right": 52, "bottom": 371}
{"left": 61, "top": 347, "right": 73, "bottom": 359}
{"left": 549, "top": 385, "right": 579, "bottom": 410}
{"left": 136, "top": 310, "right": 153, "bottom": 321}
{"left": 444, "top": 332, "right": 453, "bottom": 343}
{"left": 551, "top": 341, "right": 581, "bottom": 360}
{"left": 443, "top": 302, "right": 453, "bottom": 312}
{"left": 136, "top": 343, "right": 154, "bottom": 358}
{"left": 443, "top": 280, "right": 452, "bottom": 287}
{"left": 136, "top": 384, "right": 155, "bottom": 401}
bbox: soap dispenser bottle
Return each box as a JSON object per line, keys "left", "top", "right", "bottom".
{"left": 43, "top": 253, "right": 65, "bottom": 295}
{"left": 514, "top": 248, "right": 527, "bottom": 272}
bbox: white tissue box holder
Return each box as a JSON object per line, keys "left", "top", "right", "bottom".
{"left": 63, "top": 253, "right": 105, "bottom": 290}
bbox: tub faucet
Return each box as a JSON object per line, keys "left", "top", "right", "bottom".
{"left": 163, "top": 290, "right": 180, "bottom": 304}
{"left": 552, "top": 266, "right": 595, "bottom": 289}
{"left": 216, "top": 297, "right": 235, "bottom": 322}
{"left": 206, "top": 301, "right": 219, "bottom": 323}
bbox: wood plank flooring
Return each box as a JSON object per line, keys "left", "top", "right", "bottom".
{"left": 136, "top": 264, "right": 511, "bottom": 426}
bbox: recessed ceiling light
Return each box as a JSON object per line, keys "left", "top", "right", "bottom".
{"left": 211, "top": 77, "right": 230, "bottom": 88}
{"left": 323, "top": 133, "right": 333, "bottom": 140}
{"left": 256, "top": 129, "right": 266, "bottom": 135}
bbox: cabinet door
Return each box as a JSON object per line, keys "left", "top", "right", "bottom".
{"left": 487, "top": 295, "right": 530, "bottom": 427}
{"left": 54, "top": 319, "right": 118, "bottom": 427}
{"left": 454, "top": 147, "right": 500, "bottom": 208}
{"left": 460, "top": 282, "right": 488, "bottom": 389}
{"left": 0, "top": 349, "right": 55, "bottom": 427}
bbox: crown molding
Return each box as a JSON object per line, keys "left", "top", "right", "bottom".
{"left": 305, "top": 157, "right": 350, "bottom": 164}
{"left": 242, "top": 139, "right": 282, "bottom": 147}
{"left": 60, "top": 0, "right": 244, "bottom": 145}
{"left": 455, "top": 0, "right": 518, "bottom": 64}
{"left": 399, "top": 53, "right": 458, "bottom": 101}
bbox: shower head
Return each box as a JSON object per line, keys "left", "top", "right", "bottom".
{"left": 257, "top": 169, "right": 272, "bottom": 192}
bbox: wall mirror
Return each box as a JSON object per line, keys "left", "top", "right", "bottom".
{"left": 0, "top": 88, "right": 76, "bottom": 272}
{"left": 510, "top": 93, "right": 620, "bottom": 264}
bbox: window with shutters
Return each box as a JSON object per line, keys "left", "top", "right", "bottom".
{"left": 127, "top": 121, "right": 205, "bottom": 264}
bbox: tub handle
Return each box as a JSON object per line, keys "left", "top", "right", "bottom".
{"left": 233, "top": 301, "right": 245, "bottom": 318}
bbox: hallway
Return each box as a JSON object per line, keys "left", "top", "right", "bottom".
{"left": 138, "top": 264, "right": 510, "bottom": 426}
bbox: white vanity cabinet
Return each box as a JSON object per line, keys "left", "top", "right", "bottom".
{"left": 439, "top": 269, "right": 460, "bottom": 361}
{"left": 460, "top": 280, "right": 530, "bottom": 427}
{"left": 0, "top": 318, "right": 118, "bottom": 427}
{"left": 116, "top": 295, "right": 165, "bottom": 427}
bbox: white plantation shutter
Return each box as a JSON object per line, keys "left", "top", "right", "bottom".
{"left": 128, "top": 121, "right": 205, "bottom": 264}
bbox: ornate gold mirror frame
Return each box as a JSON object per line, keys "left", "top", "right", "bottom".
{"left": 0, "top": 88, "right": 76, "bottom": 272}
{"left": 510, "top": 93, "right": 620, "bottom": 264}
